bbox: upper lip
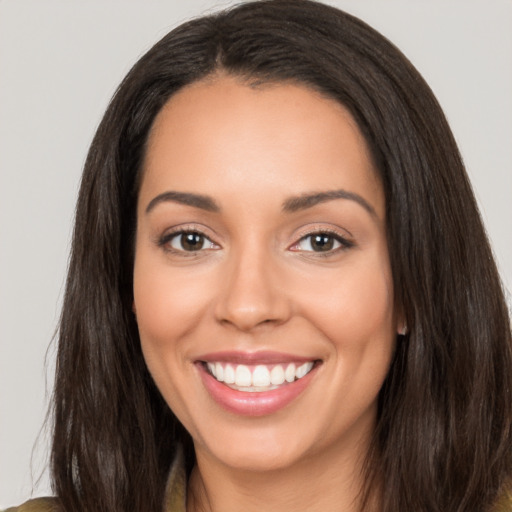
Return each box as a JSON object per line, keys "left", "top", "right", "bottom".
{"left": 196, "top": 351, "right": 319, "bottom": 365}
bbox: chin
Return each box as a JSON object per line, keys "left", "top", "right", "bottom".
{"left": 207, "top": 442, "right": 304, "bottom": 473}
{"left": 192, "top": 417, "right": 325, "bottom": 474}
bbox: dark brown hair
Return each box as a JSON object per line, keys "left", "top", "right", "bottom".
{"left": 51, "top": 1, "right": 512, "bottom": 511}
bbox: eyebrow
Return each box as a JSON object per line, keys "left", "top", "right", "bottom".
{"left": 145, "top": 191, "right": 220, "bottom": 213}
{"left": 282, "top": 189, "right": 377, "bottom": 217}
{"left": 145, "top": 188, "right": 376, "bottom": 217}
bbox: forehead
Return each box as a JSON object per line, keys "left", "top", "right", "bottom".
{"left": 140, "top": 75, "right": 384, "bottom": 218}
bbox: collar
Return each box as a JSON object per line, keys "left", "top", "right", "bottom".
{"left": 163, "top": 445, "right": 187, "bottom": 512}
{"left": 161, "top": 447, "right": 512, "bottom": 512}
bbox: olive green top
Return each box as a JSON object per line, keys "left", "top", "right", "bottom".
{"left": 2, "top": 448, "right": 186, "bottom": 512}
{"left": 4, "top": 449, "right": 512, "bottom": 512}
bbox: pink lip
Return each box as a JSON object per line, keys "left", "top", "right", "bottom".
{"left": 196, "top": 358, "right": 319, "bottom": 417}
{"left": 196, "top": 350, "right": 315, "bottom": 365}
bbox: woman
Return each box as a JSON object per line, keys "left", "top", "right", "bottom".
{"left": 7, "top": 0, "right": 512, "bottom": 511}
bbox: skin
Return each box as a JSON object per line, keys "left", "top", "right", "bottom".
{"left": 133, "top": 75, "right": 400, "bottom": 512}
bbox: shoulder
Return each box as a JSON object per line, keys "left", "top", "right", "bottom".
{"left": 3, "top": 498, "right": 61, "bottom": 512}
{"left": 492, "top": 488, "right": 512, "bottom": 512}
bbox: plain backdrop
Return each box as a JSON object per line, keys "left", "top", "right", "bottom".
{"left": 1, "top": 0, "right": 511, "bottom": 507}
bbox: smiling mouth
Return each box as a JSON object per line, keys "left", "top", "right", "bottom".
{"left": 202, "top": 361, "right": 318, "bottom": 392}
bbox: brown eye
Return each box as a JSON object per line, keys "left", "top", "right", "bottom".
{"left": 310, "top": 234, "right": 335, "bottom": 251}
{"left": 290, "top": 231, "right": 354, "bottom": 254}
{"left": 169, "top": 231, "right": 212, "bottom": 252}
{"left": 296, "top": 233, "right": 340, "bottom": 252}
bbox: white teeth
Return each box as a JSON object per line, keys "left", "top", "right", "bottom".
{"left": 224, "top": 364, "right": 235, "bottom": 384}
{"left": 296, "top": 362, "right": 314, "bottom": 379}
{"left": 215, "top": 362, "right": 224, "bottom": 382}
{"left": 206, "top": 361, "right": 316, "bottom": 389}
{"left": 270, "top": 365, "right": 285, "bottom": 385}
{"left": 252, "top": 365, "right": 271, "bottom": 387}
{"left": 235, "top": 365, "right": 252, "bottom": 387}
{"left": 285, "top": 363, "right": 296, "bottom": 383}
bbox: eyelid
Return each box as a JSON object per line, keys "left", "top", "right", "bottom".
{"left": 154, "top": 223, "right": 354, "bottom": 255}
{"left": 288, "top": 225, "right": 355, "bottom": 253}
{"left": 156, "top": 224, "right": 221, "bottom": 252}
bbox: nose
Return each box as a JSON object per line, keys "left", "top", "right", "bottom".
{"left": 214, "top": 246, "right": 292, "bottom": 332}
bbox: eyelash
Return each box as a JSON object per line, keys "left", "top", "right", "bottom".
{"left": 158, "top": 227, "right": 218, "bottom": 256}
{"left": 289, "top": 228, "right": 354, "bottom": 256}
{"left": 157, "top": 227, "right": 354, "bottom": 256}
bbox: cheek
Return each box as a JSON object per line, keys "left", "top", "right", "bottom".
{"left": 133, "top": 256, "right": 208, "bottom": 420}
{"left": 133, "top": 258, "right": 212, "bottom": 350}
{"left": 298, "top": 258, "right": 395, "bottom": 350}
{"left": 132, "top": 257, "right": 215, "bottom": 416}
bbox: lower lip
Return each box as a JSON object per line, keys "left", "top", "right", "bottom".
{"left": 197, "top": 363, "right": 317, "bottom": 417}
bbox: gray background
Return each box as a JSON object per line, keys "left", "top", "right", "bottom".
{"left": 1, "top": 0, "right": 511, "bottom": 507}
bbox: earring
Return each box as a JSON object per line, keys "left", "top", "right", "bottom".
{"left": 399, "top": 325, "right": 408, "bottom": 336}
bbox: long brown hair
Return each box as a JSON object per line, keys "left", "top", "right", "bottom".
{"left": 51, "top": 1, "right": 512, "bottom": 511}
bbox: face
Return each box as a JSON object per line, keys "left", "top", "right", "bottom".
{"left": 133, "top": 76, "right": 399, "bottom": 473}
